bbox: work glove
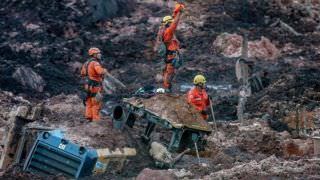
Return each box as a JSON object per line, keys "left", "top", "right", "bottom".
{"left": 178, "top": 3, "right": 185, "bottom": 12}
{"left": 173, "top": 3, "right": 185, "bottom": 17}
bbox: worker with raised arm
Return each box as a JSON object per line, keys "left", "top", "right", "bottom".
{"left": 160, "top": 1, "right": 185, "bottom": 92}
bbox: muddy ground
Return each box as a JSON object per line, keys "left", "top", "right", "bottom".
{"left": 1, "top": 0, "right": 320, "bottom": 179}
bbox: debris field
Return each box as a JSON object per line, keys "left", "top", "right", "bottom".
{"left": 1, "top": 0, "right": 320, "bottom": 179}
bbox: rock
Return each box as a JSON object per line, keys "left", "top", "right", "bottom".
{"left": 12, "top": 66, "right": 46, "bottom": 92}
{"left": 68, "top": 61, "right": 82, "bottom": 74}
{"left": 212, "top": 33, "right": 280, "bottom": 60}
{"left": 268, "top": 118, "right": 289, "bottom": 132}
{"left": 282, "top": 110, "right": 315, "bottom": 131}
{"left": 282, "top": 139, "right": 313, "bottom": 158}
{"left": 23, "top": 23, "right": 41, "bottom": 31}
{"left": 149, "top": 142, "right": 173, "bottom": 164}
{"left": 168, "top": 169, "right": 193, "bottom": 179}
{"left": 206, "top": 155, "right": 320, "bottom": 179}
{"left": 148, "top": 17, "right": 161, "bottom": 26}
{"left": 13, "top": 106, "right": 29, "bottom": 118}
{"left": 8, "top": 105, "right": 42, "bottom": 121}
{"left": 213, "top": 33, "right": 243, "bottom": 58}
{"left": 248, "top": 37, "right": 280, "bottom": 60}
{"left": 136, "top": 168, "right": 177, "bottom": 180}
{"left": 88, "top": 0, "right": 134, "bottom": 22}
{"left": 155, "top": 73, "right": 162, "bottom": 83}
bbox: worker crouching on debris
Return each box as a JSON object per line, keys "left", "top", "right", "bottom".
{"left": 157, "top": 2, "right": 185, "bottom": 92}
{"left": 81, "top": 47, "right": 107, "bottom": 121}
{"left": 187, "top": 75, "right": 210, "bottom": 120}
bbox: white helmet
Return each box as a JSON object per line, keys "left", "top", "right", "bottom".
{"left": 156, "top": 88, "right": 166, "bottom": 93}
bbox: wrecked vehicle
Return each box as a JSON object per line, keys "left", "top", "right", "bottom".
{"left": 0, "top": 105, "right": 136, "bottom": 179}
{"left": 112, "top": 94, "right": 212, "bottom": 152}
{"left": 23, "top": 130, "right": 136, "bottom": 179}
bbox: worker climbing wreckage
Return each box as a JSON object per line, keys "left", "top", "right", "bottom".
{"left": 81, "top": 47, "right": 108, "bottom": 122}
{"left": 155, "top": 0, "right": 185, "bottom": 92}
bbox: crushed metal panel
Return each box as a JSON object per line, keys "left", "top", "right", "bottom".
{"left": 283, "top": 110, "right": 315, "bottom": 130}
{"left": 23, "top": 131, "right": 97, "bottom": 179}
{"left": 235, "top": 58, "right": 250, "bottom": 82}
{"left": 93, "top": 147, "right": 136, "bottom": 174}
{"left": 124, "top": 94, "right": 212, "bottom": 132}
{"left": 0, "top": 128, "right": 5, "bottom": 160}
{"left": 312, "top": 137, "right": 320, "bottom": 156}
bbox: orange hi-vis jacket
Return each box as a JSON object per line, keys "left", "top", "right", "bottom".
{"left": 187, "top": 87, "right": 210, "bottom": 112}
{"left": 163, "top": 21, "right": 180, "bottom": 53}
{"left": 81, "top": 59, "right": 105, "bottom": 94}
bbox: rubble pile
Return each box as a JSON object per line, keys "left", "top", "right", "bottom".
{"left": 212, "top": 33, "right": 280, "bottom": 60}
{"left": 209, "top": 120, "right": 315, "bottom": 158}
{"left": 125, "top": 94, "right": 205, "bottom": 125}
{"left": 205, "top": 155, "right": 320, "bottom": 179}
{"left": 247, "top": 69, "right": 320, "bottom": 127}
{"left": 1, "top": 0, "right": 320, "bottom": 179}
{"left": 0, "top": 0, "right": 135, "bottom": 95}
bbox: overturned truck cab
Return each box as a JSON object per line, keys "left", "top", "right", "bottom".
{"left": 113, "top": 94, "right": 212, "bottom": 152}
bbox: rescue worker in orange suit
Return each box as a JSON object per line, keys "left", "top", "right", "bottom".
{"left": 81, "top": 47, "right": 107, "bottom": 121}
{"left": 161, "top": 2, "right": 185, "bottom": 92}
{"left": 187, "top": 75, "right": 211, "bottom": 120}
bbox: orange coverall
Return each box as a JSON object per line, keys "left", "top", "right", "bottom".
{"left": 81, "top": 59, "right": 106, "bottom": 121}
{"left": 162, "top": 9, "right": 183, "bottom": 90}
{"left": 187, "top": 87, "right": 210, "bottom": 120}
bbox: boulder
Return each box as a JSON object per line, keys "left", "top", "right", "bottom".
{"left": 212, "top": 33, "right": 280, "bottom": 60}
{"left": 88, "top": 0, "right": 134, "bottom": 22}
{"left": 282, "top": 139, "right": 313, "bottom": 158}
{"left": 12, "top": 66, "right": 46, "bottom": 92}
{"left": 136, "top": 168, "right": 177, "bottom": 180}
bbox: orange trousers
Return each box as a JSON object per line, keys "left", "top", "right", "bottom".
{"left": 163, "top": 63, "right": 175, "bottom": 90}
{"left": 85, "top": 96, "right": 102, "bottom": 121}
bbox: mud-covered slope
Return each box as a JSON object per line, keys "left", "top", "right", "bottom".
{"left": 0, "top": 0, "right": 135, "bottom": 96}
{"left": 1, "top": 1, "right": 320, "bottom": 179}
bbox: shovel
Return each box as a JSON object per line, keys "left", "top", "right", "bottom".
{"left": 102, "top": 72, "right": 127, "bottom": 95}
{"left": 209, "top": 97, "right": 218, "bottom": 135}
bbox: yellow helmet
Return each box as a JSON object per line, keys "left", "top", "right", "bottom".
{"left": 193, "top": 75, "right": 206, "bottom": 85}
{"left": 162, "top": 16, "right": 173, "bottom": 25}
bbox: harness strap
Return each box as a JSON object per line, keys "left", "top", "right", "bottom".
{"left": 84, "top": 59, "right": 102, "bottom": 87}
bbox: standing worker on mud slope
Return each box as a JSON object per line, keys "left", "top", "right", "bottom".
{"left": 187, "top": 75, "right": 211, "bottom": 120}
{"left": 157, "top": 1, "right": 185, "bottom": 92}
{"left": 81, "top": 47, "right": 107, "bottom": 122}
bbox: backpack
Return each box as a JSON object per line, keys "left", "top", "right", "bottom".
{"left": 81, "top": 59, "right": 92, "bottom": 88}
{"left": 172, "top": 52, "right": 183, "bottom": 69}
{"left": 155, "top": 25, "right": 167, "bottom": 59}
{"left": 155, "top": 25, "right": 183, "bottom": 68}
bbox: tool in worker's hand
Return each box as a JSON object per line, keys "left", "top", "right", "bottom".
{"left": 105, "top": 72, "right": 126, "bottom": 89}
{"left": 102, "top": 72, "right": 127, "bottom": 95}
{"left": 191, "top": 133, "right": 201, "bottom": 165}
{"left": 209, "top": 97, "right": 218, "bottom": 135}
{"left": 170, "top": 148, "right": 190, "bottom": 167}
{"left": 194, "top": 141, "right": 201, "bottom": 165}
